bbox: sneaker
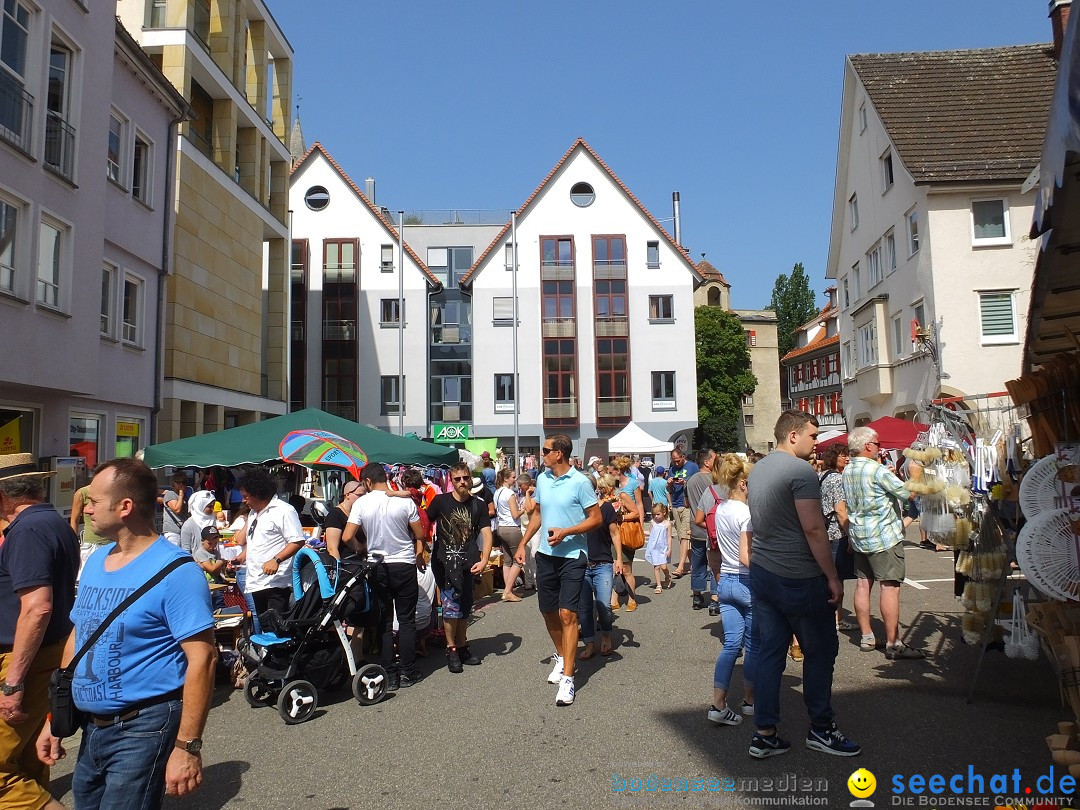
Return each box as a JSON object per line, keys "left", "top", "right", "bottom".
{"left": 708, "top": 600, "right": 721, "bottom": 617}
{"left": 398, "top": 671, "right": 418, "bottom": 688}
{"left": 547, "top": 653, "right": 564, "bottom": 684}
{"left": 446, "top": 648, "right": 464, "bottom": 674}
{"left": 692, "top": 593, "right": 706, "bottom": 610}
{"left": 459, "top": 646, "right": 482, "bottom": 666}
{"left": 805, "top": 722, "right": 861, "bottom": 757}
{"left": 386, "top": 672, "right": 400, "bottom": 692}
{"left": 707, "top": 705, "right": 743, "bottom": 726}
{"left": 555, "top": 676, "right": 575, "bottom": 706}
{"left": 859, "top": 637, "right": 878, "bottom": 652}
{"left": 740, "top": 701, "right": 755, "bottom": 716}
{"left": 749, "top": 732, "right": 791, "bottom": 759}
{"left": 885, "top": 642, "right": 926, "bottom": 660}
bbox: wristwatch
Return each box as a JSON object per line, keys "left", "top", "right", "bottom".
{"left": 0, "top": 681, "right": 23, "bottom": 696}
{"left": 175, "top": 737, "right": 203, "bottom": 754}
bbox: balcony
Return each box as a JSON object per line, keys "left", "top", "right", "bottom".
{"left": 540, "top": 261, "right": 574, "bottom": 281}
{"left": 542, "top": 318, "right": 575, "bottom": 338}
{"left": 855, "top": 363, "right": 893, "bottom": 406}
{"left": 0, "top": 73, "right": 32, "bottom": 153}
{"left": 324, "top": 266, "right": 356, "bottom": 284}
{"left": 597, "top": 397, "right": 631, "bottom": 419}
{"left": 44, "top": 112, "right": 75, "bottom": 180}
{"left": 595, "top": 316, "right": 628, "bottom": 337}
{"left": 543, "top": 398, "right": 577, "bottom": 420}
{"left": 323, "top": 320, "right": 356, "bottom": 341}
{"left": 593, "top": 261, "right": 627, "bottom": 280}
{"left": 323, "top": 401, "right": 356, "bottom": 421}
{"left": 290, "top": 321, "right": 304, "bottom": 341}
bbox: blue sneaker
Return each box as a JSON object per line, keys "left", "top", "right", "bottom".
{"left": 748, "top": 732, "right": 790, "bottom": 759}
{"left": 805, "top": 722, "right": 861, "bottom": 756}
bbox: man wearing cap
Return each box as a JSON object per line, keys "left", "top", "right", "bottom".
{"left": 587, "top": 457, "right": 603, "bottom": 483}
{"left": 193, "top": 527, "right": 226, "bottom": 613}
{"left": 649, "top": 466, "right": 669, "bottom": 512}
{"left": 0, "top": 453, "right": 79, "bottom": 809}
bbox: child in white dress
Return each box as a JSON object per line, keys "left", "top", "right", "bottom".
{"left": 644, "top": 503, "right": 672, "bottom": 594}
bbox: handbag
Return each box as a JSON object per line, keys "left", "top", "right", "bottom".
{"left": 49, "top": 556, "right": 192, "bottom": 738}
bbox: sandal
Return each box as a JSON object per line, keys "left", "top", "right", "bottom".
{"left": 654, "top": 585, "right": 663, "bottom": 594}
{"left": 835, "top": 620, "right": 857, "bottom": 631}
{"left": 580, "top": 642, "right": 595, "bottom": 661}
{"left": 600, "top": 637, "right": 613, "bottom": 656}
{"left": 671, "top": 569, "right": 687, "bottom": 579}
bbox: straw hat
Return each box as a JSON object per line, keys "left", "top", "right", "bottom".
{"left": 470, "top": 476, "right": 484, "bottom": 495}
{"left": 0, "top": 453, "right": 55, "bottom": 482}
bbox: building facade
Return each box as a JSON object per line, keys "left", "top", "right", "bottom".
{"left": 117, "top": 0, "right": 294, "bottom": 440}
{"left": 0, "top": 5, "right": 184, "bottom": 482}
{"left": 826, "top": 43, "right": 1057, "bottom": 425}
{"left": 780, "top": 288, "right": 844, "bottom": 430}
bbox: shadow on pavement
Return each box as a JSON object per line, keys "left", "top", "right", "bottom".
{"left": 163, "top": 759, "right": 250, "bottom": 809}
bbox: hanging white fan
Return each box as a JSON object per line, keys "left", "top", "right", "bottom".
{"left": 1015, "top": 509, "right": 1080, "bottom": 602}
{"left": 1019, "top": 455, "right": 1064, "bottom": 520}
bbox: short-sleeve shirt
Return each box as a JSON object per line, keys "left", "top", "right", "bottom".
{"left": 686, "top": 470, "right": 714, "bottom": 541}
{"left": 695, "top": 482, "right": 731, "bottom": 526}
{"left": 347, "top": 490, "right": 420, "bottom": 564}
{"left": 494, "top": 486, "right": 520, "bottom": 528}
{"left": 648, "top": 477, "right": 669, "bottom": 507}
{"left": 245, "top": 496, "right": 306, "bottom": 592}
{"left": 534, "top": 467, "right": 598, "bottom": 559}
{"left": 842, "top": 456, "right": 907, "bottom": 554}
{"left": 667, "top": 461, "right": 699, "bottom": 508}
{"left": 161, "top": 487, "right": 191, "bottom": 535}
{"left": 321, "top": 505, "right": 349, "bottom": 537}
{"left": 193, "top": 543, "right": 224, "bottom": 583}
{"left": 427, "top": 493, "right": 489, "bottom": 591}
{"left": 72, "top": 538, "right": 213, "bottom": 714}
{"left": 0, "top": 503, "right": 79, "bottom": 646}
{"left": 747, "top": 451, "right": 823, "bottom": 579}
{"left": 585, "top": 501, "right": 620, "bottom": 564}
{"left": 818, "top": 470, "right": 846, "bottom": 544}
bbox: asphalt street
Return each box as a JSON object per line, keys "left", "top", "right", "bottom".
{"left": 47, "top": 529, "right": 1065, "bottom": 810}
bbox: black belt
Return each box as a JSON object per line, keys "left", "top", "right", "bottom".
{"left": 0, "top": 644, "right": 12, "bottom": 654}
{"left": 89, "top": 686, "right": 184, "bottom": 728}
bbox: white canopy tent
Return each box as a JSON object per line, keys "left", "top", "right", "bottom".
{"left": 607, "top": 422, "right": 675, "bottom": 454}
{"left": 817, "top": 429, "right": 845, "bottom": 443}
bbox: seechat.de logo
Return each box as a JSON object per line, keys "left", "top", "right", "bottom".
{"left": 849, "top": 768, "right": 877, "bottom": 808}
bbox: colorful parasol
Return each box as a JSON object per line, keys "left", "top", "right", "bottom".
{"left": 279, "top": 429, "right": 368, "bottom": 480}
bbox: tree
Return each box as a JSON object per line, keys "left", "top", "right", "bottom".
{"left": 767, "top": 262, "right": 819, "bottom": 358}
{"left": 694, "top": 306, "right": 758, "bottom": 452}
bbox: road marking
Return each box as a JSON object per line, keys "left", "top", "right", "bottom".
{"left": 904, "top": 578, "right": 955, "bottom": 589}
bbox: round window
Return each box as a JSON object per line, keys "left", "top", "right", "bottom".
{"left": 570, "top": 182, "right": 595, "bottom": 207}
{"left": 304, "top": 186, "right": 330, "bottom": 211}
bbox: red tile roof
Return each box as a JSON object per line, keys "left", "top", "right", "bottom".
{"left": 781, "top": 332, "right": 840, "bottom": 363}
{"left": 697, "top": 260, "right": 729, "bottom": 285}
{"left": 461, "top": 138, "right": 701, "bottom": 286}
{"left": 290, "top": 142, "right": 440, "bottom": 287}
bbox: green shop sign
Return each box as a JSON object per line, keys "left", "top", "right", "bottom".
{"left": 432, "top": 423, "right": 470, "bottom": 444}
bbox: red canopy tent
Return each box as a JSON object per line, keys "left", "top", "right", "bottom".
{"left": 816, "top": 415, "right": 927, "bottom": 451}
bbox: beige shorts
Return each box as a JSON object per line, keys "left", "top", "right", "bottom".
{"left": 854, "top": 543, "right": 905, "bottom": 583}
{"left": 671, "top": 506, "right": 692, "bottom": 542}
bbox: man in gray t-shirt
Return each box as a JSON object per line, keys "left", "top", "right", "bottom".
{"left": 684, "top": 449, "right": 716, "bottom": 609}
{"left": 743, "top": 411, "right": 859, "bottom": 760}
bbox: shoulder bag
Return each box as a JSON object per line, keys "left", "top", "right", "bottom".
{"left": 49, "top": 556, "right": 192, "bottom": 738}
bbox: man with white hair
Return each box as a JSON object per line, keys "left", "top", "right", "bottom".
{"left": 842, "top": 426, "right": 924, "bottom": 660}
{"left": 587, "top": 457, "right": 603, "bottom": 483}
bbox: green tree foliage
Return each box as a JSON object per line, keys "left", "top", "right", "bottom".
{"left": 767, "top": 262, "right": 819, "bottom": 358}
{"left": 695, "top": 306, "right": 758, "bottom": 452}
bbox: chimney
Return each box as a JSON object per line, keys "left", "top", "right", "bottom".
{"left": 365, "top": 177, "right": 376, "bottom": 203}
{"left": 672, "top": 191, "right": 682, "bottom": 247}
{"left": 1051, "top": 0, "right": 1072, "bottom": 59}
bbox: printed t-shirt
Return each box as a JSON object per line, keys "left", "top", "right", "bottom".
{"left": 426, "top": 493, "right": 488, "bottom": 590}
{"left": 668, "top": 461, "right": 699, "bottom": 508}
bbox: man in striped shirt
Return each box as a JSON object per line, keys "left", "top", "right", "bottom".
{"left": 842, "top": 427, "right": 924, "bottom": 660}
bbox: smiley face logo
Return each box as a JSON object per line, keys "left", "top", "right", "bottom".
{"left": 848, "top": 769, "right": 877, "bottom": 799}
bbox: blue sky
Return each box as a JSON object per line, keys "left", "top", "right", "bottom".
{"left": 269, "top": 1, "right": 1051, "bottom": 309}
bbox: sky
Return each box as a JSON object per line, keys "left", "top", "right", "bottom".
{"left": 268, "top": 1, "right": 1051, "bottom": 310}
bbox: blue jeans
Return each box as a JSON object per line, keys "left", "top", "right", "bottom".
{"left": 690, "top": 540, "right": 712, "bottom": 593}
{"left": 73, "top": 699, "right": 183, "bottom": 810}
{"left": 714, "top": 573, "right": 756, "bottom": 691}
{"left": 235, "top": 565, "right": 260, "bottom": 633}
{"left": 749, "top": 564, "right": 838, "bottom": 732}
{"left": 577, "top": 562, "right": 614, "bottom": 643}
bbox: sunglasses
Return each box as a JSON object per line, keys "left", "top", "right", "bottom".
{"left": 451, "top": 475, "right": 472, "bottom": 483}
{"left": 541, "top": 447, "right": 555, "bottom": 455}
{"left": 867, "top": 441, "right": 880, "bottom": 448}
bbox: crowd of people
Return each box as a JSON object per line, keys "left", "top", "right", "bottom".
{"left": 0, "top": 409, "right": 939, "bottom": 807}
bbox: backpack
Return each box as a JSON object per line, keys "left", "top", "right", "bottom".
{"left": 705, "top": 485, "right": 725, "bottom": 551}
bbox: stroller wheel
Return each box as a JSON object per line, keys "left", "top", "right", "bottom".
{"left": 277, "top": 679, "right": 318, "bottom": 724}
{"left": 243, "top": 678, "right": 276, "bottom": 708}
{"left": 352, "top": 664, "right": 388, "bottom": 706}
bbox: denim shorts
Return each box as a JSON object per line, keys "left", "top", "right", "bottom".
{"left": 440, "top": 578, "right": 474, "bottom": 620}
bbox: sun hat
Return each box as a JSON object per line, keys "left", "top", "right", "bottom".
{"left": 588, "top": 456, "right": 601, "bottom": 466}
{"left": 470, "top": 476, "right": 484, "bottom": 495}
{"left": 0, "top": 453, "right": 55, "bottom": 482}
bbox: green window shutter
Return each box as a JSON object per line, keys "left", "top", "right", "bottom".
{"left": 980, "top": 293, "right": 1014, "bottom": 336}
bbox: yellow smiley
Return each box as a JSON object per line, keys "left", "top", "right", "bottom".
{"left": 848, "top": 769, "right": 877, "bottom": 799}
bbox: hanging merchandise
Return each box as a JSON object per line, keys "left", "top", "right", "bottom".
{"left": 904, "top": 444, "right": 974, "bottom": 548}
{"left": 954, "top": 500, "right": 1008, "bottom": 644}
{"left": 1003, "top": 587, "right": 1040, "bottom": 660}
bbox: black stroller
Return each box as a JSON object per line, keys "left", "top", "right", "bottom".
{"left": 238, "top": 548, "right": 388, "bottom": 724}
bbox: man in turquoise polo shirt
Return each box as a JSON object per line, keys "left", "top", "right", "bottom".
{"left": 516, "top": 434, "right": 601, "bottom": 706}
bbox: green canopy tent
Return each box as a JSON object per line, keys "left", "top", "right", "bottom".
{"left": 142, "top": 408, "right": 458, "bottom": 469}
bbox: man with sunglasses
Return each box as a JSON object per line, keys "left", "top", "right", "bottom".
{"left": 516, "top": 435, "right": 601, "bottom": 706}
{"left": 842, "top": 427, "right": 924, "bottom": 661}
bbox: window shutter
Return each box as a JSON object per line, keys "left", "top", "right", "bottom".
{"left": 749, "top": 330, "right": 757, "bottom": 347}
{"left": 493, "top": 297, "right": 514, "bottom": 321}
{"left": 980, "top": 293, "right": 1014, "bottom": 336}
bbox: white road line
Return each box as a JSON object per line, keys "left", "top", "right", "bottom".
{"left": 904, "top": 578, "right": 955, "bottom": 589}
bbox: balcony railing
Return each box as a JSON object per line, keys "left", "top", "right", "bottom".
{"left": 324, "top": 266, "right": 356, "bottom": 284}
{"left": 323, "top": 320, "right": 356, "bottom": 340}
{"left": 290, "top": 321, "right": 304, "bottom": 341}
{"left": 323, "top": 401, "right": 356, "bottom": 421}
{"left": 595, "top": 316, "right": 628, "bottom": 337}
{"left": 541, "top": 318, "right": 575, "bottom": 338}
{"left": 597, "top": 397, "right": 631, "bottom": 418}
{"left": 542, "top": 398, "right": 577, "bottom": 420}
{"left": 540, "top": 262, "right": 574, "bottom": 280}
{"left": 593, "top": 261, "right": 627, "bottom": 279}
{"left": 44, "top": 112, "right": 76, "bottom": 180}
{"left": 0, "top": 73, "right": 32, "bottom": 153}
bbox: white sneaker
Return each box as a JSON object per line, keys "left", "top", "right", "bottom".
{"left": 547, "top": 653, "right": 564, "bottom": 684}
{"left": 706, "top": 705, "right": 743, "bottom": 726}
{"left": 555, "top": 676, "right": 575, "bottom": 706}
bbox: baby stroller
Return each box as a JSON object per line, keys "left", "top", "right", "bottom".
{"left": 238, "top": 548, "right": 388, "bottom": 724}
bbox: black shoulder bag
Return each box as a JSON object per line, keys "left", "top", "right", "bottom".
{"left": 49, "top": 557, "right": 192, "bottom": 738}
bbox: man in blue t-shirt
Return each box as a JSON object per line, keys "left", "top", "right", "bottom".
{"left": 36, "top": 458, "right": 216, "bottom": 809}
{"left": 516, "top": 435, "right": 600, "bottom": 707}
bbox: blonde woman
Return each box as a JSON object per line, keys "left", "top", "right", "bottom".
{"left": 611, "top": 455, "right": 644, "bottom": 612}
{"left": 494, "top": 468, "right": 524, "bottom": 601}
